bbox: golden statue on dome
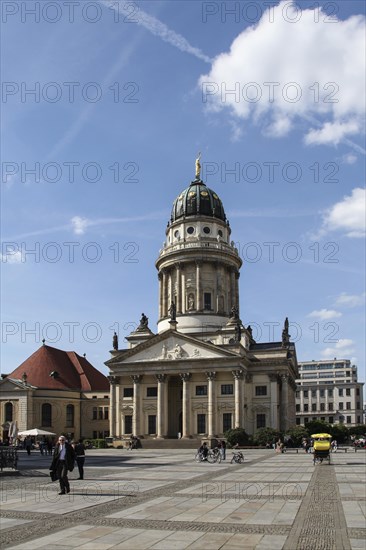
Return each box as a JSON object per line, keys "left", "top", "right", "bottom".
{"left": 195, "top": 152, "right": 201, "bottom": 179}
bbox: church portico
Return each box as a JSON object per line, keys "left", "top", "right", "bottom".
{"left": 106, "top": 158, "right": 298, "bottom": 439}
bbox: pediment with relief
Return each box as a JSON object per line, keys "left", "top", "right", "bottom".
{"left": 113, "top": 333, "right": 237, "bottom": 364}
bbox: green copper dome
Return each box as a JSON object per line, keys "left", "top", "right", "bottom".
{"left": 171, "top": 179, "right": 227, "bottom": 223}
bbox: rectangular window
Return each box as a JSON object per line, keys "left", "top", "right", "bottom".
{"left": 296, "top": 418, "right": 300, "bottom": 425}
{"left": 221, "top": 384, "right": 233, "bottom": 395}
{"left": 147, "top": 387, "right": 158, "bottom": 397}
{"left": 328, "top": 389, "right": 333, "bottom": 397}
{"left": 346, "top": 402, "right": 351, "bottom": 410}
{"left": 357, "top": 401, "right": 361, "bottom": 409}
{"left": 256, "top": 414, "right": 266, "bottom": 429}
{"left": 148, "top": 415, "right": 156, "bottom": 434}
{"left": 104, "top": 408, "right": 109, "bottom": 420}
{"left": 304, "top": 404, "right": 309, "bottom": 412}
{"left": 303, "top": 391, "right": 308, "bottom": 398}
{"left": 339, "top": 389, "right": 343, "bottom": 397}
{"left": 304, "top": 418, "right": 309, "bottom": 424}
{"left": 197, "top": 414, "right": 206, "bottom": 433}
{"left": 356, "top": 388, "right": 360, "bottom": 396}
{"left": 92, "top": 407, "right": 97, "bottom": 420}
{"left": 204, "top": 293, "right": 212, "bottom": 310}
{"left": 223, "top": 413, "right": 232, "bottom": 432}
{"left": 296, "top": 404, "right": 300, "bottom": 412}
{"left": 255, "top": 386, "right": 267, "bottom": 396}
{"left": 347, "top": 416, "right": 352, "bottom": 423}
{"left": 93, "top": 431, "right": 98, "bottom": 439}
{"left": 329, "top": 416, "right": 334, "bottom": 424}
{"left": 196, "top": 385, "right": 207, "bottom": 396}
{"left": 312, "top": 390, "right": 316, "bottom": 398}
{"left": 328, "top": 403, "right": 333, "bottom": 411}
{"left": 123, "top": 387, "right": 134, "bottom": 398}
{"left": 312, "top": 403, "right": 316, "bottom": 412}
{"left": 124, "top": 415, "right": 132, "bottom": 434}
{"left": 320, "top": 389, "right": 325, "bottom": 398}
{"left": 339, "top": 402, "right": 344, "bottom": 410}
{"left": 357, "top": 416, "right": 361, "bottom": 423}
{"left": 98, "top": 407, "right": 103, "bottom": 420}
{"left": 320, "top": 403, "right": 325, "bottom": 411}
{"left": 346, "top": 388, "right": 351, "bottom": 396}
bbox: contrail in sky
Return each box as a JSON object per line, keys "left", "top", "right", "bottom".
{"left": 100, "top": 0, "right": 213, "bottom": 64}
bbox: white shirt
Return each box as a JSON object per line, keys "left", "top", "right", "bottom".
{"left": 59, "top": 444, "right": 66, "bottom": 460}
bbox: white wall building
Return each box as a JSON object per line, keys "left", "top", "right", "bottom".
{"left": 295, "top": 359, "right": 364, "bottom": 426}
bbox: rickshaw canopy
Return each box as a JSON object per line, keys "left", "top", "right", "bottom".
{"left": 311, "top": 433, "right": 332, "bottom": 439}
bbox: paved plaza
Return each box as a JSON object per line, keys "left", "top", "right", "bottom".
{"left": 0, "top": 448, "right": 365, "bottom": 549}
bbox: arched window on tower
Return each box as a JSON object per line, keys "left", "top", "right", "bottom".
{"left": 66, "top": 404, "right": 75, "bottom": 427}
{"left": 5, "top": 402, "right": 13, "bottom": 422}
{"left": 41, "top": 403, "right": 52, "bottom": 427}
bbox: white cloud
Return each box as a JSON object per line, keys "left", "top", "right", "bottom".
{"left": 71, "top": 216, "right": 91, "bottom": 235}
{"left": 341, "top": 153, "right": 357, "bottom": 165}
{"left": 307, "top": 309, "right": 342, "bottom": 320}
{"left": 0, "top": 251, "right": 23, "bottom": 264}
{"left": 335, "top": 292, "right": 366, "bottom": 308}
{"left": 199, "top": 1, "right": 365, "bottom": 147}
{"left": 319, "top": 187, "right": 366, "bottom": 238}
{"left": 321, "top": 338, "right": 355, "bottom": 358}
{"left": 304, "top": 120, "right": 360, "bottom": 146}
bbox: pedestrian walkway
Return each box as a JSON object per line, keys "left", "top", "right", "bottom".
{"left": 0, "top": 449, "right": 365, "bottom": 549}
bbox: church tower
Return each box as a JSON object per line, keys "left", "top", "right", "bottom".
{"left": 156, "top": 155, "right": 242, "bottom": 334}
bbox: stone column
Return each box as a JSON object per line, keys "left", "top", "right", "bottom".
{"left": 245, "top": 373, "right": 253, "bottom": 434}
{"left": 162, "top": 269, "right": 167, "bottom": 317}
{"left": 280, "top": 373, "right": 289, "bottom": 431}
{"left": 232, "top": 370, "right": 243, "bottom": 428}
{"left": 206, "top": 371, "right": 216, "bottom": 437}
{"left": 115, "top": 383, "right": 121, "bottom": 436}
{"left": 235, "top": 271, "right": 240, "bottom": 311}
{"left": 196, "top": 261, "right": 202, "bottom": 311}
{"left": 158, "top": 272, "right": 163, "bottom": 319}
{"left": 180, "top": 373, "right": 191, "bottom": 438}
{"left": 108, "top": 375, "right": 118, "bottom": 437}
{"left": 316, "top": 387, "right": 320, "bottom": 414}
{"left": 268, "top": 373, "right": 279, "bottom": 430}
{"left": 176, "top": 263, "right": 181, "bottom": 313}
{"left": 156, "top": 374, "right": 167, "bottom": 438}
{"left": 230, "top": 269, "right": 236, "bottom": 309}
{"left": 131, "top": 375, "right": 142, "bottom": 436}
{"left": 181, "top": 267, "right": 186, "bottom": 314}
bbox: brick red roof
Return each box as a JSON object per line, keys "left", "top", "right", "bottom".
{"left": 9, "top": 345, "right": 110, "bottom": 392}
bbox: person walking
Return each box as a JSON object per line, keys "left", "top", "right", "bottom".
{"left": 73, "top": 439, "right": 86, "bottom": 480}
{"left": 50, "top": 435, "right": 75, "bottom": 495}
{"left": 24, "top": 436, "right": 32, "bottom": 456}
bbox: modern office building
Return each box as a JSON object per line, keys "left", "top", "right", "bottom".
{"left": 295, "top": 359, "right": 364, "bottom": 426}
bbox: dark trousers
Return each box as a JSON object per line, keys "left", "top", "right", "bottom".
{"left": 56, "top": 460, "right": 70, "bottom": 493}
{"left": 76, "top": 457, "right": 85, "bottom": 479}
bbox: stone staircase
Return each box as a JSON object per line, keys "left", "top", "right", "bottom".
{"left": 139, "top": 438, "right": 201, "bottom": 449}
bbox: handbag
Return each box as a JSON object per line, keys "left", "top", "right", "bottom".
{"left": 49, "top": 470, "right": 58, "bottom": 482}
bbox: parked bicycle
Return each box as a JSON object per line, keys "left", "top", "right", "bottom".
{"left": 231, "top": 450, "right": 244, "bottom": 464}
{"left": 207, "top": 447, "right": 222, "bottom": 464}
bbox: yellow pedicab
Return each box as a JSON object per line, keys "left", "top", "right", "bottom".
{"left": 311, "top": 433, "right": 332, "bottom": 465}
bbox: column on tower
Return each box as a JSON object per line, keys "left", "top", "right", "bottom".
{"left": 162, "top": 269, "right": 167, "bottom": 317}
{"left": 158, "top": 272, "right": 163, "bottom": 319}
{"left": 230, "top": 268, "right": 236, "bottom": 309}
{"left": 176, "top": 263, "right": 181, "bottom": 313}
{"left": 181, "top": 266, "right": 186, "bottom": 314}
{"left": 196, "top": 261, "right": 202, "bottom": 310}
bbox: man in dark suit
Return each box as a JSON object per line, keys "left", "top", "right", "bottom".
{"left": 50, "top": 435, "right": 76, "bottom": 495}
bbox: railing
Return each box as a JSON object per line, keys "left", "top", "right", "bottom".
{"left": 0, "top": 448, "right": 18, "bottom": 471}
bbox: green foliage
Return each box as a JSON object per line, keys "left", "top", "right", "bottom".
{"left": 329, "top": 423, "right": 349, "bottom": 443}
{"left": 85, "top": 439, "right": 107, "bottom": 449}
{"left": 224, "top": 428, "right": 250, "bottom": 447}
{"left": 286, "top": 425, "right": 309, "bottom": 446}
{"left": 349, "top": 424, "right": 366, "bottom": 437}
{"left": 304, "top": 419, "right": 331, "bottom": 436}
{"left": 253, "top": 427, "right": 282, "bottom": 446}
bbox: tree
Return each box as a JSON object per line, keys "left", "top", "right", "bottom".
{"left": 330, "top": 423, "right": 349, "bottom": 443}
{"left": 224, "top": 428, "right": 250, "bottom": 447}
{"left": 253, "top": 427, "right": 282, "bottom": 446}
{"left": 348, "top": 424, "right": 366, "bottom": 437}
{"left": 305, "top": 419, "right": 331, "bottom": 436}
{"left": 286, "top": 425, "right": 309, "bottom": 447}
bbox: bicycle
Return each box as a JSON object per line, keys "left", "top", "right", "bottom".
{"left": 195, "top": 451, "right": 207, "bottom": 462}
{"left": 207, "top": 447, "right": 222, "bottom": 464}
{"left": 231, "top": 450, "right": 244, "bottom": 464}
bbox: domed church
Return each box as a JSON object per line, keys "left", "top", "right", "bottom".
{"left": 106, "top": 157, "right": 298, "bottom": 440}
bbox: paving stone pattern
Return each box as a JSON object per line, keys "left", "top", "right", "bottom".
{"left": 0, "top": 449, "right": 365, "bottom": 549}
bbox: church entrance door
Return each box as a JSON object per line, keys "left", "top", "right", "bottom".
{"left": 167, "top": 376, "right": 182, "bottom": 437}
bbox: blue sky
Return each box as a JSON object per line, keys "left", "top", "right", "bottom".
{"left": 1, "top": 0, "right": 365, "bottom": 383}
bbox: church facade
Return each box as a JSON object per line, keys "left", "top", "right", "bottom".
{"left": 106, "top": 161, "right": 298, "bottom": 439}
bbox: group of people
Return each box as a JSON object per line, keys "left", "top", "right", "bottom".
{"left": 198, "top": 440, "right": 227, "bottom": 460}
{"left": 49, "top": 436, "right": 86, "bottom": 495}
